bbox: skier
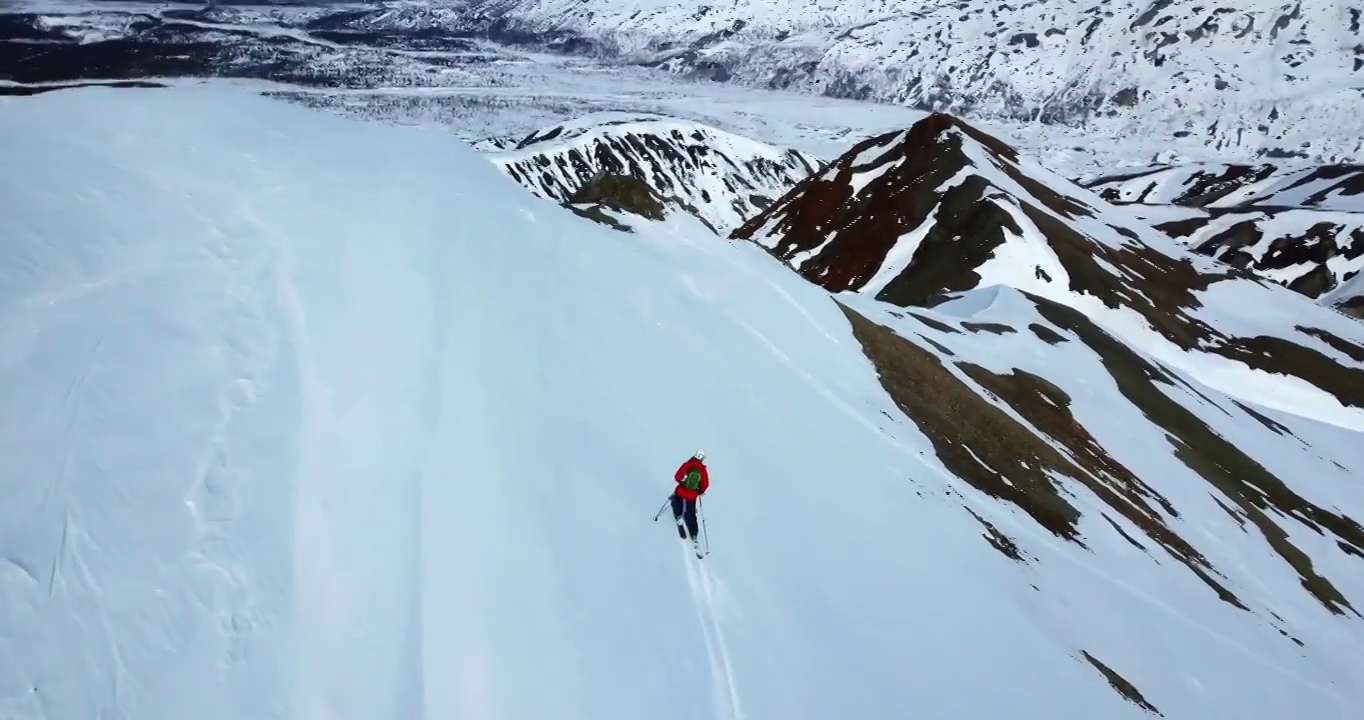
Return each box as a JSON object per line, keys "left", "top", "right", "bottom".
{"left": 671, "top": 451, "right": 709, "bottom": 544}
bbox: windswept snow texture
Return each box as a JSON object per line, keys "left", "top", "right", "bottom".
{"left": 464, "top": 0, "right": 1364, "bottom": 163}
{"left": 479, "top": 112, "right": 821, "bottom": 232}
{"left": 735, "top": 113, "right": 1364, "bottom": 431}
{"left": 2, "top": 85, "right": 1363, "bottom": 720}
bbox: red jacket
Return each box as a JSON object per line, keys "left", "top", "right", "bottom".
{"left": 674, "top": 458, "right": 710, "bottom": 501}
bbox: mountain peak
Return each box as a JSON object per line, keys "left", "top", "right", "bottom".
{"left": 735, "top": 111, "right": 1364, "bottom": 432}
{"left": 732, "top": 111, "right": 1205, "bottom": 327}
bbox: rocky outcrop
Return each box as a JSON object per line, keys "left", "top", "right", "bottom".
{"left": 568, "top": 172, "right": 667, "bottom": 221}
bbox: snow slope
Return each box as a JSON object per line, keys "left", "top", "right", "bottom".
{"left": 2, "top": 85, "right": 1363, "bottom": 720}
{"left": 478, "top": 111, "right": 821, "bottom": 232}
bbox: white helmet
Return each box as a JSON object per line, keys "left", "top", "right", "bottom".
{"left": 693, "top": 450, "right": 706, "bottom": 462}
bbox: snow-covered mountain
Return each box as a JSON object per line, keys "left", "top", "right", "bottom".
{"left": 0, "top": 2, "right": 502, "bottom": 90}
{"left": 3, "top": 83, "right": 1364, "bottom": 720}
{"left": 476, "top": 112, "right": 821, "bottom": 232}
{"left": 7, "top": 1, "right": 1360, "bottom": 171}
{"left": 1080, "top": 164, "right": 1364, "bottom": 313}
{"left": 1083, "top": 163, "right": 1364, "bottom": 211}
{"left": 460, "top": 0, "right": 1364, "bottom": 163}
{"left": 733, "top": 112, "right": 1364, "bottom": 428}
{"left": 1130, "top": 205, "right": 1363, "bottom": 299}
{"left": 15, "top": 2, "right": 1358, "bottom": 165}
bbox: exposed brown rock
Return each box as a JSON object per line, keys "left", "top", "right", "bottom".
{"left": 1082, "top": 651, "right": 1163, "bottom": 716}
{"left": 569, "top": 172, "right": 667, "bottom": 221}
{"left": 954, "top": 360, "right": 1240, "bottom": 607}
{"left": 837, "top": 301, "right": 1084, "bottom": 543}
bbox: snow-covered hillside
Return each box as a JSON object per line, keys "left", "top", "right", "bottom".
{"left": 477, "top": 112, "right": 820, "bottom": 232}
{"left": 460, "top": 0, "right": 1364, "bottom": 163}
{"left": 3, "top": 85, "right": 1363, "bottom": 720}
{"left": 1081, "top": 163, "right": 1364, "bottom": 311}
{"left": 1084, "top": 163, "right": 1364, "bottom": 211}
{"left": 1129, "top": 205, "right": 1364, "bottom": 299}
{"left": 734, "top": 112, "right": 1364, "bottom": 429}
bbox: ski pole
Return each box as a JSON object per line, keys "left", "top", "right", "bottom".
{"left": 652, "top": 497, "right": 670, "bottom": 522}
{"left": 698, "top": 498, "right": 710, "bottom": 557}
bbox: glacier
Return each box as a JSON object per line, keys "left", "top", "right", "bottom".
{"left": 1, "top": 85, "right": 1361, "bottom": 720}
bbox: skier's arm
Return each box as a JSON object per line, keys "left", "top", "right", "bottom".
{"left": 674, "top": 463, "right": 686, "bottom": 484}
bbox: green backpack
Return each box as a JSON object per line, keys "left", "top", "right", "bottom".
{"left": 682, "top": 468, "right": 703, "bottom": 491}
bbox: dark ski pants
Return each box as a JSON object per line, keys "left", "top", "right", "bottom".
{"left": 671, "top": 493, "right": 699, "bottom": 540}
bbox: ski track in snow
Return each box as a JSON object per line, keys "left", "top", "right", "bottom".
{"left": 682, "top": 234, "right": 1349, "bottom": 702}
{"left": 682, "top": 542, "right": 745, "bottom": 720}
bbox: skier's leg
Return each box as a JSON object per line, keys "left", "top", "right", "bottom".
{"left": 684, "top": 499, "right": 700, "bottom": 540}
{"left": 670, "top": 493, "right": 687, "bottom": 538}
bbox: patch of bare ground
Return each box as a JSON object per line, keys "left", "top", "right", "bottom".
{"left": 908, "top": 312, "right": 960, "bottom": 333}
{"left": 569, "top": 172, "right": 666, "bottom": 220}
{"left": 565, "top": 203, "right": 634, "bottom": 232}
{"left": 1015, "top": 203, "right": 1228, "bottom": 350}
{"left": 963, "top": 507, "right": 1031, "bottom": 562}
{"left": 1081, "top": 651, "right": 1163, "bottom": 716}
{"left": 1212, "top": 333, "right": 1364, "bottom": 409}
{"left": 564, "top": 172, "right": 720, "bottom": 233}
{"left": 838, "top": 300, "right": 1256, "bottom": 605}
{"left": 1029, "top": 322, "right": 1067, "bottom": 344}
{"left": 961, "top": 321, "right": 1015, "bottom": 334}
{"left": 836, "top": 301, "right": 1083, "bottom": 544}
{"left": 1296, "top": 325, "right": 1364, "bottom": 362}
{"left": 1230, "top": 399, "right": 1295, "bottom": 437}
{"left": 953, "top": 362, "right": 1244, "bottom": 608}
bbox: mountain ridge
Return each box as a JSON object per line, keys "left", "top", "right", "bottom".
{"left": 732, "top": 111, "right": 1364, "bottom": 432}
{"left": 477, "top": 111, "right": 821, "bottom": 233}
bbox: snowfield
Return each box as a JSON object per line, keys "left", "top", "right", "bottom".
{"left": 1, "top": 85, "right": 1363, "bottom": 720}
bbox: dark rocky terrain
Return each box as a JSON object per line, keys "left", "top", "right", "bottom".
{"left": 1082, "top": 164, "right": 1364, "bottom": 313}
